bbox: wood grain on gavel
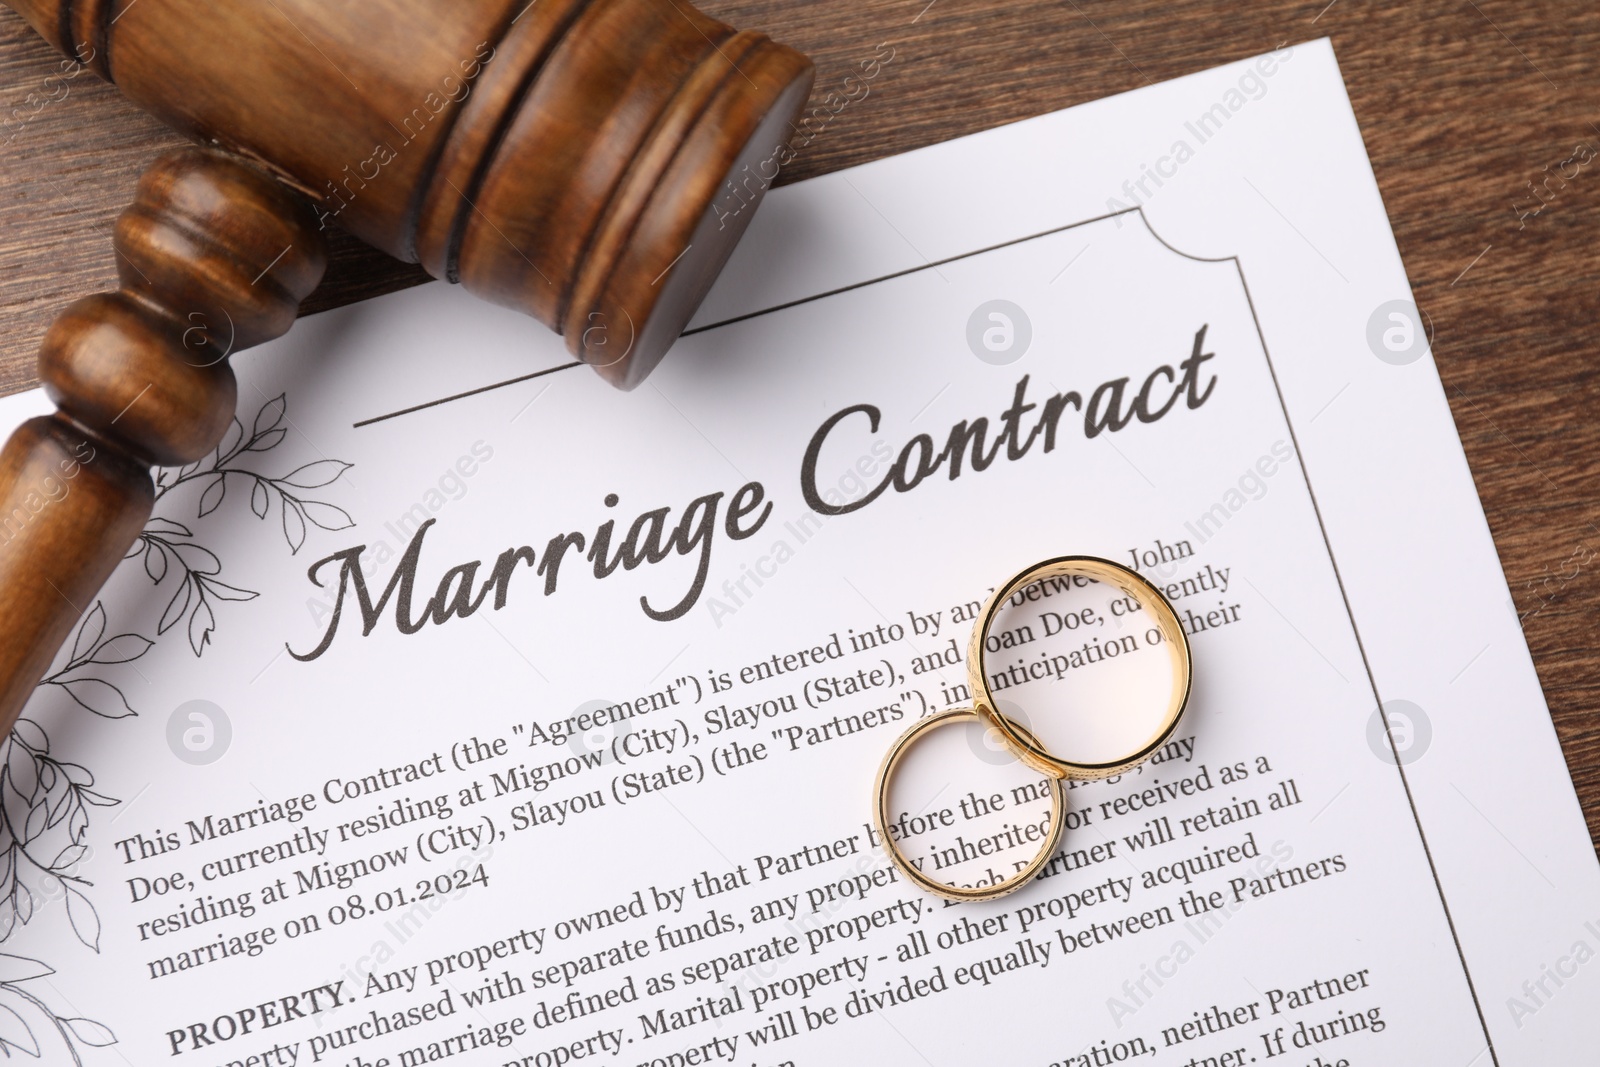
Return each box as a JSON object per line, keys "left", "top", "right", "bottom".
{"left": 0, "top": 0, "right": 813, "bottom": 735}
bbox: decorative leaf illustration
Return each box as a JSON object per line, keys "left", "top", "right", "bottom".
{"left": 0, "top": 957, "right": 50, "bottom": 985}
{"left": 131, "top": 394, "right": 353, "bottom": 647}
{"left": 216, "top": 417, "right": 243, "bottom": 461}
{"left": 197, "top": 474, "right": 226, "bottom": 517}
{"left": 0, "top": 789, "right": 26, "bottom": 856}
{"left": 283, "top": 498, "right": 306, "bottom": 552}
{"left": 22, "top": 804, "right": 45, "bottom": 846}
{"left": 51, "top": 845, "right": 86, "bottom": 871}
{"left": 280, "top": 459, "right": 351, "bottom": 489}
{"left": 188, "top": 600, "right": 216, "bottom": 657}
{"left": 158, "top": 575, "right": 194, "bottom": 636}
{"left": 0, "top": 977, "right": 114, "bottom": 1061}
{"left": 250, "top": 427, "right": 287, "bottom": 453}
{"left": 301, "top": 500, "right": 355, "bottom": 532}
{"left": 6, "top": 725, "right": 43, "bottom": 758}
{"left": 171, "top": 541, "right": 221, "bottom": 577}
{"left": 6, "top": 391, "right": 349, "bottom": 1051}
{"left": 0, "top": 1001, "right": 38, "bottom": 1057}
{"left": 253, "top": 393, "right": 286, "bottom": 438}
{"left": 63, "top": 1017, "right": 116, "bottom": 1047}
{"left": 143, "top": 544, "right": 168, "bottom": 583}
{"left": 5, "top": 747, "right": 35, "bottom": 801}
{"left": 54, "top": 679, "right": 135, "bottom": 720}
{"left": 62, "top": 885, "right": 99, "bottom": 953}
{"left": 206, "top": 582, "right": 258, "bottom": 604}
{"left": 141, "top": 517, "right": 191, "bottom": 539}
{"left": 82, "top": 634, "right": 152, "bottom": 667}
{"left": 39, "top": 607, "right": 153, "bottom": 723}
{"left": 66, "top": 606, "right": 104, "bottom": 668}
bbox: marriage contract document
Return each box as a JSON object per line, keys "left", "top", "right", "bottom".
{"left": 1, "top": 38, "right": 1595, "bottom": 1067}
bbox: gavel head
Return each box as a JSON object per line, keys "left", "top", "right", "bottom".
{"left": 6, "top": 0, "right": 814, "bottom": 387}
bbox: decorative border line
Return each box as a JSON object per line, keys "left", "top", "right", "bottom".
{"left": 353, "top": 360, "right": 580, "bottom": 427}
{"left": 347, "top": 206, "right": 1500, "bottom": 1061}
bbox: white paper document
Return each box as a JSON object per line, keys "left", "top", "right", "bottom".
{"left": 2, "top": 37, "right": 1594, "bottom": 1067}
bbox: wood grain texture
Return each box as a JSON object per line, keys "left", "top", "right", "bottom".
{"left": 2, "top": 1, "right": 1597, "bottom": 848}
{"left": 0, "top": 147, "right": 325, "bottom": 735}
{"left": 0, "top": 0, "right": 813, "bottom": 388}
{"left": 0, "top": 0, "right": 816, "bottom": 733}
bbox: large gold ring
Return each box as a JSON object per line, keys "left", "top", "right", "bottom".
{"left": 968, "top": 555, "right": 1192, "bottom": 780}
{"left": 872, "top": 707, "right": 1066, "bottom": 903}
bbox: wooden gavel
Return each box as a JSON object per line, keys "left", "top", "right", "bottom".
{"left": 0, "top": 1, "right": 813, "bottom": 732}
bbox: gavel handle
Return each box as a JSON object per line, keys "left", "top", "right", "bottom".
{"left": 0, "top": 148, "right": 326, "bottom": 733}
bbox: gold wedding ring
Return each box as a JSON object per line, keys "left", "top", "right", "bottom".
{"left": 871, "top": 555, "right": 1192, "bottom": 903}
{"left": 873, "top": 707, "right": 1066, "bottom": 903}
{"left": 970, "top": 555, "right": 1191, "bottom": 780}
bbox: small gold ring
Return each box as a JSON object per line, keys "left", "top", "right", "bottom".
{"left": 968, "top": 555, "right": 1192, "bottom": 780}
{"left": 873, "top": 707, "right": 1066, "bottom": 903}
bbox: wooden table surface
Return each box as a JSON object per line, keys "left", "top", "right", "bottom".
{"left": 1, "top": 2, "right": 1597, "bottom": 846}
